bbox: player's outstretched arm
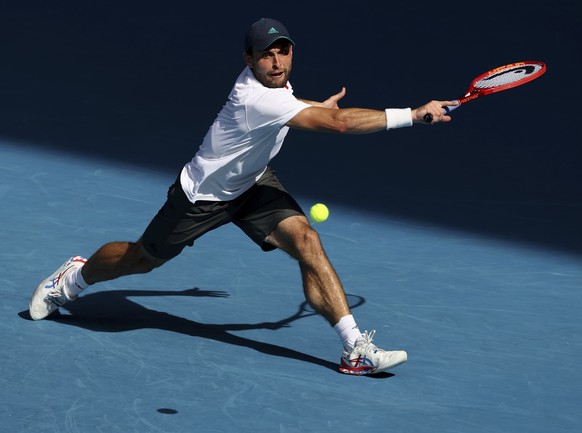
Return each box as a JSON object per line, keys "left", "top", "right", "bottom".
{"left": 288, "top": 98, "right": 458, "bottom": 134}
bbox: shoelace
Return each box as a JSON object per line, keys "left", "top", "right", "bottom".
{"left": 359, "top": 330, "right": 376, "bottom": 345}
{"left": 47, "top": 285, "right": 67, "bottom": 305}
{"left": 358, "top": 330, "right": 389, "bottom": 359}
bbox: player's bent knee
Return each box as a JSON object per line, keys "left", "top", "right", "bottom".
{"left": 296, "top": 226, "right": 324, "bottom": 255}
{"left": 137, "top": 257, "right": 165, "bottom": 274}
{"left": 130, "top": 241, "right": 167, "bottom": 274}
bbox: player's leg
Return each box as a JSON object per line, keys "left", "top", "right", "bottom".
{"left": 234, "top": 168, "right": 408, "bottom": 374}
{"left": 265, "top": 215, "right": 350, "bottom": 326}
{"left": 29, "top": 239, "right": 169, "bottom": 321}
{"left": 29, "top": 175, "right": 230, "bottom": 320}
{"left": 266, "top": 215, "right": 407, "bottom": 374}
{"left": 223, "top": 167, "right": 408, "bottom": 375}
{"left": 81, "top": 239, "right": 167, "bottom": 285}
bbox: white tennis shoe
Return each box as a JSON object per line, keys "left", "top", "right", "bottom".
{"left": 339, "top": 330, "right": 407, "bottom": 375}
{"left": 29, "top": 256, "right": 87, "bottom": 320}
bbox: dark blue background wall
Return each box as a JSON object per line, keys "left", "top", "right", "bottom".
{"left": 2, "top": 0, "right": 580, "bottom": 253}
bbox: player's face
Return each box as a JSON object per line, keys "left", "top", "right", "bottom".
{"left": 244, "top": 41, "right": 293, "bottom": 88}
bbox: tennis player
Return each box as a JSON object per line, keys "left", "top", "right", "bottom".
{"left": 30, "top": 18, "right": 457, "bottom": 375}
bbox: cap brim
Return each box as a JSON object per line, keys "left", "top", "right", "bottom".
{"left": 255, "top": 36, "right": 295, "bottom": 51}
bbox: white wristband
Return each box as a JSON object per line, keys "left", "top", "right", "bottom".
{"left": 385, "top": 108, "right": 413, "bottom": 130}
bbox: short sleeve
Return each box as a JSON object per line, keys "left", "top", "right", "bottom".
{"left": 246, "top": 88, "right": 310, "bottom": 129}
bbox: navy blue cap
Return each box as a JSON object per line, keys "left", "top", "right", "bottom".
{"left": 244, "top": 18, "right": 294, "bottom": 51}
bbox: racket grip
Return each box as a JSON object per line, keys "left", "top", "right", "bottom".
{"left": 444, "top": 102, "right": 460, "bottom": 114}
{"left": 423, "top": 100, "right": 460, "bottom": 123}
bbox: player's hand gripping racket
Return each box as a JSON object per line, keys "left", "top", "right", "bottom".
{"left": 423, "top": 61, "right": 547, "bottom": 123}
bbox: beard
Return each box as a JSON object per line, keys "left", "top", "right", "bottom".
{"left": 253, "top": 66, "right": 292, "bottom": 89}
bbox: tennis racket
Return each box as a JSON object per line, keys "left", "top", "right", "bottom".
{"left": 424, "top": 61, "right": 547, "bottom": 123}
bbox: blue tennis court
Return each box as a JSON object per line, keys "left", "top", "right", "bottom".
{"left": 3, "top": 138, "right": 581, "bottom": 432}
{"left": 2, "top": 1, "right": 581, "bottom": 432}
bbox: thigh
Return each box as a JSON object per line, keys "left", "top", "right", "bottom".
{"left": 264, "top": 214, "right": 314, "bottom": 258}
{"left": 141, "top": 178, "right": 232, "bottom": 259}
{"left": 233, "top": 168, "right": 305, "bottom": 252}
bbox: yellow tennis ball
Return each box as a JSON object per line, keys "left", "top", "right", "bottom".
{"left": 310, "top": 203, "right": 329, "bottom": 223}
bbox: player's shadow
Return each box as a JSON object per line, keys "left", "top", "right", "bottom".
{"left": 21, "top": 288, "right": 392, "bottom": 376}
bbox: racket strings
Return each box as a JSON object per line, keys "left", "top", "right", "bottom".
{"left": 474, "top": 64, "right": 545, "bottom": 90}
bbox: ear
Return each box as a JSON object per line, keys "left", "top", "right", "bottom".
{"left": 243, "top": 51, "right": 253, "bottom": 69}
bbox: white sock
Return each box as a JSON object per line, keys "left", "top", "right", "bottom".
{"left": 333, "top": 314, "right": 362, "bottom": 352}
{"left": 64, "top": 266, "right": 89, "bottom": 299}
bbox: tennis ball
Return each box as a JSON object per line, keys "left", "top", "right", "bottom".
{"left": 310, "top": 203, "right": 329, "bottom": 223}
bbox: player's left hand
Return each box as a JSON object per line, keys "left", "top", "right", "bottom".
{"left": 321, "top": 87, "right": 347, "bottom": 109}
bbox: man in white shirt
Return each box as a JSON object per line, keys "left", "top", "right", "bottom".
{"left": 30, "top": 18, "right": 457, "bottom": 375}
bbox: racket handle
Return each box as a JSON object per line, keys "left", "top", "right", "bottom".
{"left": 423, "top": 101, "right": 460, "bottom": 123}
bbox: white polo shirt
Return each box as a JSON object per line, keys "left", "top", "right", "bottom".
{"left": 180, "top": 67, "right": 310, "bottom": 203}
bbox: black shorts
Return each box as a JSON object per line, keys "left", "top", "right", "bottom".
{"left": 141, "top": 167, "right": 304, "bottom": 259}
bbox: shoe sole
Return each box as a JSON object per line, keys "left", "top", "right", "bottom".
{"left": 339, "top": 351, "right": 408, "bottom": 375}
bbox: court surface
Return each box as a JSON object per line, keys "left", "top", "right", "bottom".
{"left": 2, "top": 139, "right": 581, "bottom": 433}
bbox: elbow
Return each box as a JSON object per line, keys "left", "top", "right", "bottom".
{"left": 329, "top": 118, "right": 349, "bottom": 134}
{"left": 331, "top": 112, "right": 351, "bottom": 133}
{"left": 335, "top": 123, "right": 349, "bottom": 134}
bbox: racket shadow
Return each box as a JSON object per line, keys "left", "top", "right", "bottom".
{"left": 22, "top": 287, "right": 371, "bottom": 373}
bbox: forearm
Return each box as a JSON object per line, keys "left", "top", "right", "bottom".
{"left": 339, "top": 107, "right": 413, "bottom": 134}
{"left": 335, "top": 108, "right": 389, "bottom": 134}
{"left": 288, "top": 106, "right": 413, "bottom": 134}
